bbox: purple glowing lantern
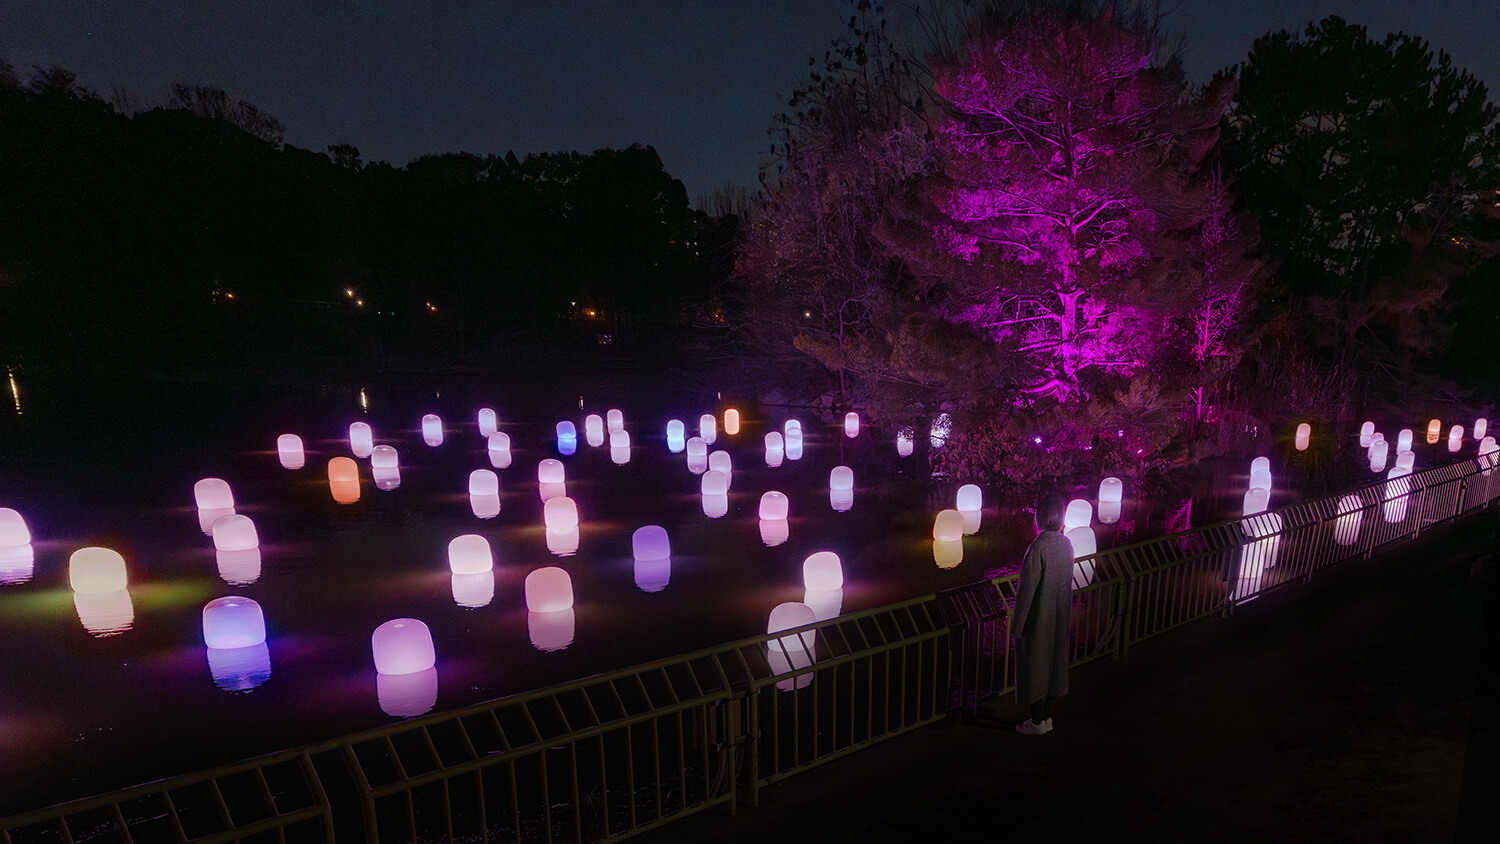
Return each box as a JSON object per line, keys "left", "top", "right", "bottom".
{"left": 525, "top": 567, "right": 574, "bottom": 613}
{"left": 844, "top": 412, "right": 859, "bottom": 438}
{"left": 422, "top": 414, "right": 444, "bottom": 447}
{"left": 202, "top": 596, "right": 266, "bottom": 649}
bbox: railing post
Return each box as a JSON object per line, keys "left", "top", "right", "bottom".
{"left": 724, "top": 695, "right": 742, "bottom": 816}
{"left": 1114, "top": 571, "right": 1134, "bottom": 660}
{"left": 747, "top": 689, "right": 762, "bottom": 808}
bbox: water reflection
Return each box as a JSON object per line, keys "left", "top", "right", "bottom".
{"left": 74, "top": 589, "right": 134, "bottom": 636}
{"left": 767, "top": 646, "right": 813, "bottom": 691}
{"left": 377, "top": 666, "right": 438, "bottom": 717}
{"left": 198, "top": 506, "right": 235, "bottom": 536}
{"left": 634, "top": 557, "right": 671, "bottom": 593}
{"left": 546, "top": 526, "right": 580, "bottom": 555}
{"left": 830, "top": 488, "right": 854, "bottom": 513}
{"left": 960, "top": 509, "right": 981, "bottom": 535}
{"left": 701, "top": 494, "right": 728, "bottom": 519}
{"left": 206, "top": 643, "right": 272, "bottom": 692}
{"left": 933, "top": 538, "right": 963, "bottom": 569}
{"left": 215, "top": 548, "right": 262, "bottom": 585}
{"left": 610, "top": 445, "right": 631, "bottom": 465}
{"left": 803, "top": 587, "right": 843, "bottom": 621}
{"left": 470, "top": 492, "right": 501, "bottom": 519}
{"left": 1098, "top": 499, "right": 1122, "bottom": 525}
{"left": 451, "top": 571, "right": 495, "bottom": 607}
{"left": 528, "top": 609, "right": 576, "bottom": 652}
{"left": 759, "top": 518, "right": 789, "bottom": 546}
{"left": 0, "top": 543, "right": 35, "bottom": 584}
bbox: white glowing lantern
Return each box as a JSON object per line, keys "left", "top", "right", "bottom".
{"left": 202, "top": 596, "right": 266, "bottom": 649}
{"left": 349, "top": 422, "right": 374, "bottom": 458}
{"left": 759, "top": 491, "right": 789, "bottom": 521}
{"left": 1475, "top": 418, "right": 1488, "bottom": 441}
{"left": 785, "top": 426, "right": 804, "bottom": 460}
{"left": 1358, "top": 421, "right": 1375, "bottom": 448}
{"left": 422, "top": 414, "right": 444, "bottom": 447}
{"left": 525, "top": 566, "right": 574, "bottom": 612}
{"left": 956, "top": 483, "right": 982, "bottom": 513}
{"left": 1248, "top": 457, "right": 1272, "bottom": 492}
{"left": 1063, "top": 499, "right": 1093, "bottom": 531}
{"left": 69, "top": 547, "right": 127, "bottom": 593}
{"left": 701, "top": 469, "right": 729, "bottom": 497}
{"left": 1369, "top": 439, "right": 1389, "bottom": 472}
{"left": 277, "top": 434, "right": 305, "bottom": 469}
{"left": 1333, "top": 494, "right": 1364, "bottom": 546}
{"left": 0, "top": 508, "right": 31, "bottom": 547}
{"left": 1243, "top": 487, "right": 1269, "bottom": 516}
{"left": 765, "top": 431, "right": 785, "bottom": 467}
{"left": 487, "top": 432, "right": 512, "bottom": 468}
{"left": 371, "top": 618, "right": 435, "bottom": 675}
{"left": 1294, "top": 423, "right": 1311, "bottom": 451}
{"left": 1449, "top": 425, "right": 1465, "bottom": 453}
{"left": 371, "top": 444, "right": 399, "bottom": 471}
{"left": 211, "top": 514, "right": 259, "bottom": 552}
{"left": 724, "top": 408, "right": 740, "bottom": 436}
{"left": 609, "top": 429, "right": 630, "bottom": 449}
{"left": 1099, "top": 477, "right": 1123, "bottom": 505}
{"left": 448, "top": 534, "right": 493, "bottom": 574}
{"left": 896, "top": 430, "right": 914, "bottom": 458}
{"left": 767, "top": 601, "right": 817, "bottom": 654}
{"left": 1067, "top": 526, "right": 1097, "bottom": 590}
{"left": 584, "top": 414, "right": 605, "bottom": 447}
{"left": 1397, "top": 428, "right": 1413, "bottom": 453}
{"left": 477, "top": 408, "right": 498, "bottom": 437}
{"left": 328, "top": 457, "right": 361, "bottom": 503}
{"left": 686, "top": 437, "right": 709, "bottom": 474}
{"left": 784, "top": 419, "right": 802, "bottom": 436}
{"left": 194, "top": 478, "right": 235, "bottom": 511}
{"left": 468, "top": 469, "right": 499, "bottom": 498}
{"left": 666, "top": 420, "right": 686, "bottom": 453}
{"left": 844, "top": 412, "right": 859, "bottom": 438}
{"left": 606, "top": 408, "right": 625, "bottom": 433}
{"left": 708, "top": 449, "right": 732, "bottom": 477}
{"left": 1482, "top": 436, "right": 1499, "bottom": 471}
{"left": 538, "top": 458, "right": 566, "bottom": 486}
{"left": 830, "top": 465, "right": 854, "bottom": 492}
{"left": 700, "top": 413, "right": 718, "bottom": 444}
{"left": 803, "top": 551, "right": 843, "bottom": 591}
{"left": 1427, "top": 418, "right": 1442, "bottom": 445}
{"left": 632, "top": 525, "right": 670, "bottom": 561}
{"left": 544, "top": 496, "right": 579, "bottom": 531}
{"left": 933, "top": 509, "right": 964, "bottom": 542}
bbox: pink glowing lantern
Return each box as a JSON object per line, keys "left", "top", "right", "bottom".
{"left": 1358, "top": 421, "right": 1375, "bottom": 448}
{"left": 422, "top": 414, "right": 444, "bottom": 447}
{"left": 202, "top": 596, "right": 266, "bottom": 649}
{"left": 1475, "top": 418, "right": 1488, "bottom": 441}
{"left": 372, "top": 618, "right": 435, "bottom": 675}
{"left": 349, "top": 422, "right": 374, "bottom": 458}
{"left": 211, "top": 514, "right": 259, "bottom": 552}
{"left": 544, "top": 496, "right": 579, "bottom": 531}
{"left": 701, "top": 469, "right": 729, "bottom": 497}
{"left": 896, "top": 430, "right": 914, "bottom": 458}
{"left": 1427, "top": 419, "right": 1442, "bottom": 445}
{"left": 537, "top": 458, "right": 566, "bottom": 486}
{"left": 477, "top": 408, "right": 498, "bottom": 437}
{"left": 584, "top": 414, "right": 605, "bottom": 447}
{"left": 759, "top": 491, "right": 789, "bottom": 521}
{"left": 1397, "top": 428, "right": 1413, "bottom": 453}
{"left": 666, "top": 420, "right": 686, "bottom": 453}
{"left": 0, "top": 507, "right": 31, "bottom": 547}
{"left": 328, "top": 457, "right": 361, "bottom": 503}
{"left": 686, "top": 437, "right": 708, "bottom": 474}
{"left": 469, "top": 469, "right": 499, "bottom": 497}
{"left": 487, "top": 432, "right": 512, "bottom": 468}
{"left": 632, "top": 525, "right": 671, "bottom": 561}
{"left": 956, "top": 484, "right": 982, "bottom": 513}
{"left": 765, "top": 431, "right": 785, "bottom": 467}
{"left": 699, "top": 413, "right": 717, "bottom": 444}
{"left": 1063, "top": 499, "right": 1092, "bottom": 532}
{"left": 1249, "top": 457, "right": 1272, "bottom": 492}
{"left": 933, "top": 509, "right": 964, "bottom": 543}
{"left": 767, "top": 601, "right": 817, "bottom": 655}
{"left": 1449, "top": 425, "right": 1465, "bottom": 453}
{"left": 194, "top": 478, "right": 235, "bottom": 511}
{"left": 525, "top": 566, "right": 574, "bottom": 613}
{"left": 1294, "top": 423, "right": 1311, "bottom": 451}
{"left": 803, "top": 551, "right": 843, "bottom": 591}
{"left": 69, "top": 547, "right": 127, "bottom": 593}
{"left": 448, "top": 534, "right": 493, "bottom": 574}
{"left": 844, "top": 412, "right": 859, "bottom": 438}
{"left": 724, "top": 408, "right": 741, "bottom": 436}
{"left": 606, "top": 408, "right": 625, "bottom": 434}
{"left": 830, "top": 466, "right": 854, "bottom": 492}
{"left": 277, "top": 434, "right": 305, "bottom": 469}
{"left": 1243, "top": 487, "right": 1269, "bottom": 516}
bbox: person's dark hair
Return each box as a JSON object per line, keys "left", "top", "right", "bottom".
{"left": 1036, "top": 495, "right": 1065, "bottom": 532}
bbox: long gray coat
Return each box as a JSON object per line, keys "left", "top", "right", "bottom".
{"left": 1013, "top": 530, "right": 1074, "bottom": 705}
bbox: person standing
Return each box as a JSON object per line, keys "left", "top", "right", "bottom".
{"left": 1013, "top": 495, "right": 1074, "bottom": 735}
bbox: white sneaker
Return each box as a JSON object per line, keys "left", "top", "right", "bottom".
{"left": 1015, "top": 718, "right": 1052, "bottom": 735}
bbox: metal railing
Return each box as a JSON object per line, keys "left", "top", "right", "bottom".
{"left": 6, "top": 453, "right": 1498, "bottom": 842}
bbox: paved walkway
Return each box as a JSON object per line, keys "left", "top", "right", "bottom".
{"left": 644, "top": 516, "right": 1500, "bottom": 843}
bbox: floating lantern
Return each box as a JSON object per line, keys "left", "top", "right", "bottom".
{"left": 785, "top": 428, "right": 804, "bottom": 461}
{"left": 759, "top": 491, "right": 789, "bottom": 521}
{"left": 701, "top": 469, "right": 729, "bottom": 497}
{"left": 699, "top": 413, "right": 717, "bottom": 444}
{"left": 371, "top": 444, "right": 399, "bottom": 471}
{"left": 709, "top": 449, "right": 732, "bottom": 476}
{"left": 785, "top": 419, "right": 802, "bottom": 436}
{"left": 328, "top": 456, "right": 361, "bottom": 503}
{"left": 632, "top": 525, "right": 671, "bottom": 561}
{"left": 1358, "top": 421, "right": 1375, "bottom": 448}
{"left": 74, "top": 589, "right": 133, "bottom": 636}
{"left": 525, "top": 566, "right": 574, "bottom": 613}
{"left": 759, "top": 518, "right": 790, "bottom": 546}
{"left": 803, "top": 551, "right": 843, "bottom": 591}
{"left": 1243, "top": 487, "right": 1269, "bottom": 516}
{"left": 609, "top": 429, "right": 630, "bottom": 449}
{"left": 0, "top": 507, "right": 30, "bottom": 547}
{"left": 830, "top": 488, "right": 854, "bottom": 513}
{"left": 724, "top": 408, "right": 740, "bottom": 436}
{"left": 198, "top": 506, "right": 234, "bottom": 536}
{"left": 1449, "top": 425, "right": 1465, "bottom": 453}
{"left": 207, "top": 642, "right": 271, "bottom": 692}
{"left": 933, "top": 509, "right": 964, "bottom": 542}
{"left": 447, "top": 534, "right": 493, "bottom": 574}
{"left": 606, "top": 409, "right": 624, "bottom": 433}
{"left": 930, "top": 413, "right": 951, "bottom": 448}
{"left": 377, "top": 667, "right": 438, "bottom": 717}
{"left": 844, "top": 412, "right": 859, "bottom": 438}
{"left": 1063, "top": 499, "right": 1093, "bottom": 531}
{"left": 477, "top": 408, "right": 498, "bottom": 437}
{"left": 1482, "top": 436, "right": 1499, "bottom": 473}
{"left": 686, "top": 437, "right": 709, "bottom": 474}
{"left": 1294, "top": 423, "right": 1311, "bottom": 451}
{"left": 1475, "top": 418, "right": 1489, "bottom": 441}
{"left": 469, "top": 469, "right": 499, "bottom": 498}
{"left": 422, "top": 414, "right": 444, "bottom": 447}
{"left": 666, "top": 420, "right": 686, "bottom": 453}
{"left": 933, "top": 538, "right": 963, "bottom": 568}
{"left": 451, "top": 571, "right": 494, "bottom": 608}
{"left": 481, "top": 433, "right": 511, "bottom": 470}
{"left": 556, "top": 421, "right": 578, "bottom": 455}
{"left": 1369, "top": 439, "right": 1389, "bottom": 473}
{"left": 211, "top": 514, "right": 259, "bottom": 552}
{"left": 702, "top": 494, "right": 729, "bottom": 519}
{"left": 830, "top": 466, "right": 854, "bottom": 492}
{"left": 765, "top": 431, "right": 785, "bottom": 467}
{"left": 896, "top": 429, "right": 914, "bottom": 458}
{"left": 215, "top": 548, "right": 261, "bottom": 585}
{"left": 277, "top": 434, "right": 305, "bottom": 469}
{"left": 349, "top": 422, "right": 374, "bottom": 458}
{"left": 1397, "top": 429, "right": 1413, "bottom": 453}
{"left": 202, "top": 596, "right": 266, "bottom": 649}
{"left": 634, "top": 557, "right": 671, "bottom": 593}
{"left": 69, "top": 547, "right": 127, "bottom": 593}
{"left": 543, "top": 496, "right": 578, "bottom": 531}
{"left": 1333, "top": 494, "right": 1364, "bottom": 547}
{"left": 371, "top": 618, "right": 435, "bottom": 675}
{"left": 584, "top": 414, "right": 605, "bottom": 447}
{"left": 527, "top": 608, "right": 575, "bottom": 652}
{"left": 1067, "top": 526, "right": 1097, "bottom": 589}
{"left": 956, "top": 484, "right": 982, "bottom": 513}
{"left": 537, "top": 458, "right": 565, "bottom": 486}
{"left": 768, "top": 645, "right": 814, "bottom": 691}
{"left": 1248, "top": 457, "right": 1272, "bottom": 492}
{"left": 194, "top": 478, "right": 235, "bottom": 511}
{"left": 1384, "top": 466, "right": 1412, "bottom": 524}
{"left": 1098, "top": 477, "right": 1123, "bottom": 525}
{"left": 767, "top": 602, "right": 816, "bottom": 655}
{"left": 1427, "top": 419, "right": 1442, "bottom": 445}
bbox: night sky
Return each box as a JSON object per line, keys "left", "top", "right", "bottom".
{"left": 2, "top": 1, "right": 1497, "bottom": 202}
